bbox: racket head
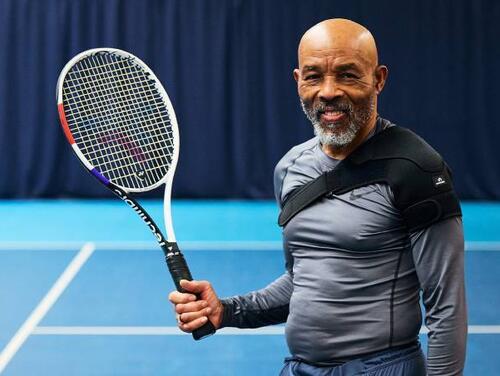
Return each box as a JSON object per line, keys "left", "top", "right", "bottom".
{"left": 56, "top": 48, "right": 179, "bottom": 193}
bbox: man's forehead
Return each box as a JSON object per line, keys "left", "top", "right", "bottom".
{"left": 299, "top": 47, "right": 372, "bottom": 69}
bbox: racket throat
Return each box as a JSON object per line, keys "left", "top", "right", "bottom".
{"left": 111, "top": 185, "right": 169, "bottom": 247}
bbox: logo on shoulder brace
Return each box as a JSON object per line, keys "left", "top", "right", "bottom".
{"left": 433, "top": 175, "right": 447, "bottom": 187}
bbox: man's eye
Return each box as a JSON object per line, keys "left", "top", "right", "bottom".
{"left": 339, "top": 72, "right": 358, "bottom": 79}
{"left": 304, "top": 74, "right": 320, "bottom": 80}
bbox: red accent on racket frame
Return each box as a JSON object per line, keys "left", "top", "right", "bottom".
{"left": 58, "top": 103, "right": 75, "bottom": 144}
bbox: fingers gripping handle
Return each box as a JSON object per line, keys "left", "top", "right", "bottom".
{"left": 165, "top": 245, "right": 216, "bottom": 340}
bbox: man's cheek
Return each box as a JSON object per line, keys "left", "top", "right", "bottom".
{"left": 302, "top": 101, "right": 315, "bottom": 116}
{"left": 300, "top": 94, "right": 312, "bottom": 106}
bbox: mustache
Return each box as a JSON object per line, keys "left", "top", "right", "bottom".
{"left": 300, "top": 98, "right": 354, "bottom": 125}
{"left": 313, "top": 100, "right": 353, "bottom": 114}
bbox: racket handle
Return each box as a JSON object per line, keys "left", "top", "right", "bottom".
{"left": 165, "top": 247, "right": 216, "bottom": 341}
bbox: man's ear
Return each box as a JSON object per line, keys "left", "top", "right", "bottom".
{"left": 293, "top": 68, "right": 300, "bottom": 82}
{"left": 374, "top": 65, "right": 388, "bottom": 94}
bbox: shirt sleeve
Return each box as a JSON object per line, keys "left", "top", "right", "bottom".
{"left": 219, "top": 272, "right": 293, "bottom": 328}
{"left": 410, "top": 217, "right": 467, "bottom": 376}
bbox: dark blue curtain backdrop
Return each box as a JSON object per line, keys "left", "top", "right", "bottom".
{"left": 0, "top": 0, "right": 499, "bottom": 199}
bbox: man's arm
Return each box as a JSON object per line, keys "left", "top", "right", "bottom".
{"left": 169, "top": 143, "right": 296, "bottom": 333}
{"left": 410, "top": 217, "right": 467, "bottom": 376}
{"left": 168, "top": 272, "right": 293, "bottom": 333}
{"left": 220, "top": 272, "right": 293, "bottom": 328}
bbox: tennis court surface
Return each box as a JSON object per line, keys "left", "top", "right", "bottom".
{"left": 0, "top": 200, "right": 498, "bottom": 375}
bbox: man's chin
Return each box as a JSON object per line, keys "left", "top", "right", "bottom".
{"left": 318, "top": 120, "right": 348, "bottom": 133}
{"left": 314, "top": 119, "right": 361, "bottom": 148}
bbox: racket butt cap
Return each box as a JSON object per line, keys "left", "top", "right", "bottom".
{"left": 192, "top": 321, "right": 216, "bottom": 340}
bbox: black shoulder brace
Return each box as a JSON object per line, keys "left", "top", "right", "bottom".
{"left": 278, "top": 125, "right": 462, "bottom": 232}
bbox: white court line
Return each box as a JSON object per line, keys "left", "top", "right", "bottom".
{"left": 0, "top": 241, "right": 282, "bottom": 251}
{"left": 32, "top": 325, "right": 500, "bottom": 336}
{"left": 0, "top": 240, "right": 499, "bottom": 251}
{"left": 464, "top": 241, "right": 500, "bottom": 251}
{"left": 0, "top": 243, "right": 95, "bottom": 374}
{"left": 33, "top": 326, "right": 285, "bottom": 336}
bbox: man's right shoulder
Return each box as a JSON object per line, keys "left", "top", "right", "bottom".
{"left": 275, "top": 137, "right": 318, "bottom": 173}
{"left": 273, "top": 137, "right": 317, "bottom": 204}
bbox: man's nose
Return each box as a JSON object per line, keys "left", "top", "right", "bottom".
{"left": 318, "top": 77, "right": 344, "bottom": 101}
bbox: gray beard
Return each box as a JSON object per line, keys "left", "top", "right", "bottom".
{"left": 300, "top": 97, "right": 375, "bottom": 149}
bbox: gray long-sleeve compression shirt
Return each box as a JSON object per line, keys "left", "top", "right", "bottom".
{"left": 220, "top": 118, "right": 467, "bottom": 375}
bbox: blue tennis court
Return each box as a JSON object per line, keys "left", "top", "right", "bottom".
{"left": 0, "top": 200, "right": 498, "bottom": 375}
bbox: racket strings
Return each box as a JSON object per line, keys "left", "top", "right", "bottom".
{"left": 64, "top": 56, "right": 168, "bottom": 188}
{"left": 76, "top": 129, "right": 173, "bottom": 159}
{"left": 98, "top": 57, "right": 174, "bottom": 185}
{"left": 82, "top": 143, "right": 175, "bottom": 175}
{"left": 63, "top": 66, "right": 161, "bottom": 99}
{"left": 67, "top": 57, "right": 154, "bottom": 186}
{"left": 64, "top": 56, "right": 162, "bottom": 187}
{"left": 67, "top": 107, "right": 173, "bottom": 155}
{"left": 64, "top": 93, "right": 169, "bottom": 134}
{"left": 62, "top": 52, "right": 175, "bottom": 189}
{"left": 73, "top": 55, "right": 170, "bottom": 175}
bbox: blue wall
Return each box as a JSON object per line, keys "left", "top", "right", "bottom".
{"left": 0, "top": 0, "right": 498, "bottom": 199}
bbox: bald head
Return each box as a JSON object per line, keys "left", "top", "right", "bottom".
{"left": 294, "top": 18, "right": 388, "bottom": 158}
{"left": 298, "top": 19, "right": 379, "bottom": 69}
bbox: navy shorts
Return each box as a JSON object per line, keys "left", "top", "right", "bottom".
{"left": 279, "top": 343, "right": 426, "bottom": 376}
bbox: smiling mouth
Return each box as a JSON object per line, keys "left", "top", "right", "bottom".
{"left": 319, "top": 110, "right": 347, "bottom": 122}
{"left": 317, "top": 105, "right": 351, "bottom": 123}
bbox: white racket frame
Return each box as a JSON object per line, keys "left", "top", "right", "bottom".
{"left": 56, "top": 48, "right": 180, "bottom": 242}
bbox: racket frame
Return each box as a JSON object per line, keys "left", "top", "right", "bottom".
{"left": 57, "top": 47, "right": 179, "bottom": 242}
{"left": 56, "top": 48, "right": 215, "bottom": 340}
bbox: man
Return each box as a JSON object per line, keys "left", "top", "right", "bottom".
{"left": 169, "top": 19, "right": 467, "bottom": 375}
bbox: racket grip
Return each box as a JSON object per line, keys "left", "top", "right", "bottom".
{"left": 165, "top": 249, "right": 216, "bottom": 341}
{"left": 166, "top": 251, "right": 194, "bottom": 291}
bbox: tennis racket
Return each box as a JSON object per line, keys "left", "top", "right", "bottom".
{"left": 56, "top": 48, "right": 215, "bottom": 340}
